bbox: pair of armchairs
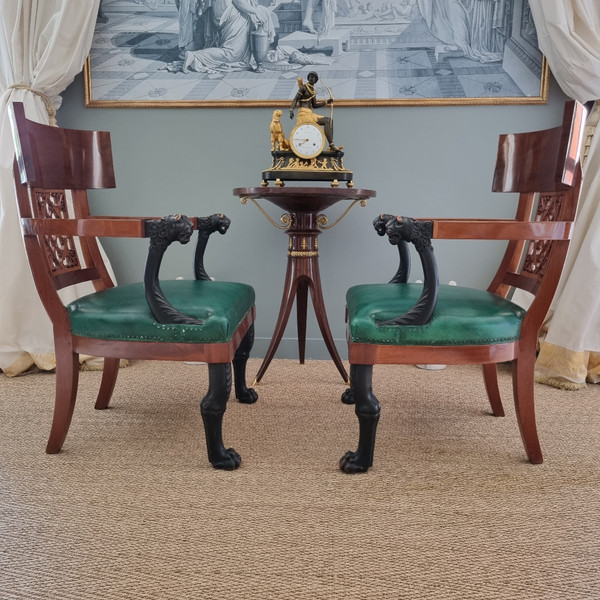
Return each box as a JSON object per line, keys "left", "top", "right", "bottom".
{"left": 9, "top": 100, "right": 585, "bottom": 472}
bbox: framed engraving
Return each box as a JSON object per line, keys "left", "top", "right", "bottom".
{"left": 85, "top": 0, "right": 548, "bottom": 107}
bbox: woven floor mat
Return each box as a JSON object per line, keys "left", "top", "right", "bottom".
{"left": 1, "top": 359, "right": 599, "bottom": 599}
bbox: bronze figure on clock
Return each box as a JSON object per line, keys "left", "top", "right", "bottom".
{"left": 262, "top": 71, "right": 353, "bottom": 188}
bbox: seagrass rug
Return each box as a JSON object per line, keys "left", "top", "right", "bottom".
{"left": 1, "top": 359, "right": 599, "bottom": 599}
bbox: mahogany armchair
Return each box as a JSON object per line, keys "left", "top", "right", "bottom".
{"left": 9, "top": 102, "right": 257, "bottom": 470}
{"left": 341, "top": 100, "right": 587, "bottom": 473}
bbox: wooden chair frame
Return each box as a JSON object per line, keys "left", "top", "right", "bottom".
{"left": 341, "top": 100, "right": 587, "bottom": 473}
{"left": 9, "top": 102, "right": 258, "bottom": 470}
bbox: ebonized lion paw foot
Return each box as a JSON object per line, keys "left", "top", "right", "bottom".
{"left": 211, "top": 447, "right": 242, "bottom": 470}
{"left": 341, "top": 389, "right": 354, "bottom": 404}
{"left": 237, "top": 387, "right": 258, "bottom": 404}
{"left": 339, "top": 450, "right": 371, "bottom": 473}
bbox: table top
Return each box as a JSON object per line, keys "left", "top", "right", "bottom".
{"left": 234, "top": 186, "right": 376, "bottom": 212}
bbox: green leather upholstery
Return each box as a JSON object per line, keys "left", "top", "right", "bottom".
{"left": 66, "top": 280, "right": 255, "bottom": 344}
{"left": 347, "top": 283, "right": 525, "bottom": 346}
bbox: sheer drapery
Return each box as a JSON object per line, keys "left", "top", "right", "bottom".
{"left": 528, "top": 0, "right": 600, "bottom": 389}
{"left": 0, "top": 0, "right": 101, "bottom": 376}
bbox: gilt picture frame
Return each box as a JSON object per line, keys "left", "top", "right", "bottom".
{"left": 84, "top": 0, "right": 549, "bottom": 108}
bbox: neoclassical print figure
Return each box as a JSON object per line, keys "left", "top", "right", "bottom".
{"left": 182, "top": 0, "right": 275, "bottom": 72}
{"left": 175, "top": 0, "right": 198, "bottom": 55}
{"left": 302, "top": 0, "right": 337, "bottom": 34}
{"left": 417, "top": 0, "right": 509, "bottom": 63}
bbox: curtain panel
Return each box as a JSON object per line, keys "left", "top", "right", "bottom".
{"left": 0, "top": 0, "right": 101, "bottom": 376}
{"left": 529, "top": 0, "right": 600, "bottom": 389}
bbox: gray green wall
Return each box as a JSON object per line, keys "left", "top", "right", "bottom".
{"left": 58, "top": 73, "right": 569, "bottom": 360}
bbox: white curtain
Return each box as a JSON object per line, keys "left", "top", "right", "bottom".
{"left": 0, "top": 0, "right": 101, "bottom": 376}
{"left": 528, "top": 0, "right": 600, "bottom": 389}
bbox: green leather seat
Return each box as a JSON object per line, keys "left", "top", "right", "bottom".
{"left": 67, "top": 280, "right": 255, "bottom": 344}
{"left": 347, "top": 283, "right": 525, "bottom": 346}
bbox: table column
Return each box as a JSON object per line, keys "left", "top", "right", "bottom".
{"left": 235, "top": 186, "right": 376, "bottom": 384}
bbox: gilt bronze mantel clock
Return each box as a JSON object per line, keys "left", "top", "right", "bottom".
{"left": 262, "top": 71, "right": 354, "bottom": 188}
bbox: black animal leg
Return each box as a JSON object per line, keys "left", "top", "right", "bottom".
{"left": 201, "top": 363, "right": 241, "bottom": 470}
{"left": 340, "top": 364, "right": 380, "bottom": 473}
{"left": 233, "top": 324, "right": 258, "bottom": 404}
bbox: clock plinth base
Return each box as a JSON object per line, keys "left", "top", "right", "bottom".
{"left": 262, "top": 150, "right": 354, "bottom": 187}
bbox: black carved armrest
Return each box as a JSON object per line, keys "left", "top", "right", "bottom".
{"left": 143, "top": 213, "right": 232, "bottom": 325}
{"left": 373, "top": 214, "right": 439, "bottom": 326}
{"left": 144, "top": 214, "right": 199, "bottom": 324}
{"left": 373, "top": 213, "right": 410, "bottom": 283}
{"left": 194, "top": 213, "right": 231, "bottom": 280}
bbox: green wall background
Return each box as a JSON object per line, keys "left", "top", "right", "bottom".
{"left": 58, "top": 72, "right": 569, "bottom": 361}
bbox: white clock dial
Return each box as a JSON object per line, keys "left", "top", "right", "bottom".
{"left": 290, "top": 123, "right": 326, "bottom": 159}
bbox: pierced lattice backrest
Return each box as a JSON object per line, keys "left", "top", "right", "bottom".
{"left": 30, "top": 189, "right": 86, "bottom": 278}
{"left": 519, "top": 190, "right": 570, "bottom": 284}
